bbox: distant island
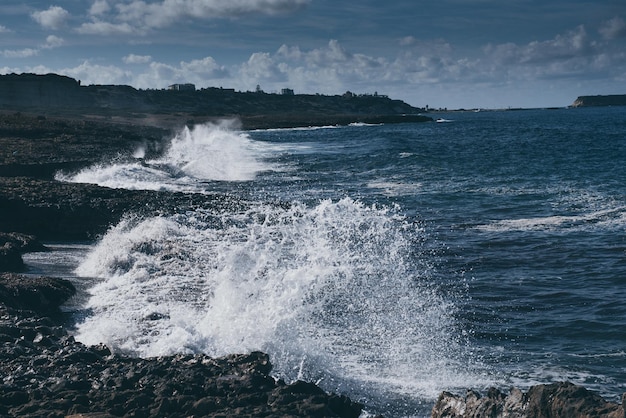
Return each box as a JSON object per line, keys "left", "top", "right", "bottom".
{"left": 0, "top": 73, "right": 431, "bottom": 129}
{"left": 571, "top": 94, "right": 626, "bottom": 108}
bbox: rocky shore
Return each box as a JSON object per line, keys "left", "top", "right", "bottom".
{"left": 0, "top": 112, "right": 366, "bottom": 417}
{"left": 2, "top": 110, "right": 625, "bottom": 417}
{"left": 0, "top": 271, "right": 361, "bottom": 417}
{"left": 0, "top": 73, "right": 432, "bottom": 129}
{"left": 431, "top": 384, "right": 625, "bottom": 418}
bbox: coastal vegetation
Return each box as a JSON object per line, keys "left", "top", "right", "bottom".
{"left": 0, "top": 73, "right": 430, "bottom": 129}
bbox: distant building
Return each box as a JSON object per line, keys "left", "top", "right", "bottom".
{"left": 168, "top": 83, "right": 196, "bottom": 91}
{"left": 281, "top": 88, "right": 294, "bottom": 96}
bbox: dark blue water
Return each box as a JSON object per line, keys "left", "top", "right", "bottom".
{"left": 41, "top": 107, "right": 626, "bottom": 417}
{"left": 248, "top": 107, "right": 626, "bottom": 403}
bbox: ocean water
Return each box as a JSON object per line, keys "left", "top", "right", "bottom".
{"left": 26, "top": 107, "right": 626, "bottom": 416}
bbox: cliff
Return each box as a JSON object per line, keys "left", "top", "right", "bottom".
{"left": 0, "top": 73, "right": 430, "bottom": 129}
{"left": 571, "top": 94, "right": 626, "bottom": 107}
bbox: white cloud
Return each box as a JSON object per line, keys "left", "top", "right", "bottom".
{"left": 43, "top": 35, "right": 65, "bottom": 49}
{"left": 77, "top": 21, "right": 135, "bottom": 35}
{"left": 399, "top": 36, "right": 417, "bottom": 46}
{"left": 241, "top": 52, "right": 286, "bottom": 83}
{"left": 62, "top": 61, "right": 134, "bottom": 85}
{"left": 4, "top": 18, "right": 623, "bottom": 110}
{"left": 2, "top": 48, "right": 39, "bottom": 58}
{"left": 0, "top": 25, "right": 11, "bottom": 33}
{"left": 99, "top": 0, "right": 310, "bottom": 31}
{"left": 599, "top": 16, "right": 626, "bottom": 40}
{"left": 180, "top": 57, "right": 229, "bottom": 78}
{"left": 480, "top": 25, "right": 604, "bottom": 80}
{"left": 90, "top": 0, "right": 112, "bottom": 16}
{"left": 131, "top": 56, "right": 231, "bottom": 89}
{"left": 123, "top": 54, "right": 152, "bottom": 64}
{"left": 237, "top": 40, "right": 396, "bottom": 94}
{"left": 276, "top": 44, "right": 302, "bottom": 60}
{"left": 31, "top": 6, "right": 70, "bottom": 30}
{"left": 0, "top": 35, "right": 64, "bottom": 59}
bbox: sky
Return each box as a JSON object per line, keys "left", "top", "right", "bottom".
{"left": 1, "top": 0, "right": 625, "bottom": 109}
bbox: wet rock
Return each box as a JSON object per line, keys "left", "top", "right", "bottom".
{"left": 0, "top": 232, "right": 48, "bottom": 273}
{"left": 0, "top": 297, "right": 364, "bottom": 418}
{"left": 431, "top": 382, "right": 626, "bottom": 418}
{"left": 0, "top": 273, "right": 75, "bottom": 314}
{"left": 0, "top": 174, "right": 249, "bottom": 241}
{"left": 0, "top": 232, "right": 47, "bottom": 253}
{"left": 0, "top": 244, "right": 24, "bottom": 272}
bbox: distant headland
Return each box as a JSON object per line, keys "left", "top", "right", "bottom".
{"left": 571, "top": 94, "right": 626, "bottom": 108}
{"left": 0, "top": 73, "right": 431, "bottom": 129}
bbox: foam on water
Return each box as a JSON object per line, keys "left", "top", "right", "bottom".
{"left": 252, "top": 125, "right": 341, "bottom": 132}
{"left": 74, "top": 198, "right": 492, "bottom": 404}
{"left": 57, "top": 122, "right": 275, "bottom": 191}
{"left": 367, "top": 179, "right": 423, "bottom": 197}
{"left": 476, "top": 205, "right": 626, "bottom": 232}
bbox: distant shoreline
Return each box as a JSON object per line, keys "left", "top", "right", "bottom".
{"left": 0, "top": 73, "right": 432, "bottom": 130}
{"left": 571, "top": 94, "right": 626, "bottom": 107}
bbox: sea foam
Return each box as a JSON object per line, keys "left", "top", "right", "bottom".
{"left": 56, "top": 121, "right": 275, "bottom": 192}
{"left": 74, "top": 198, "right": 491, "bottom": 401}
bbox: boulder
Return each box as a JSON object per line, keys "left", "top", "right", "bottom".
{"left": 0, "top": 232, "right": 47, "bottom": 253}
{"left": 0, "top": 232, "right": 48, "bottom": 273}
{"left": 0, "top": 273, "right": 75, "bottom": 314}
{"left": 0, "top": 244, "right": 24, "bottom": 272}
{"left": 431, "top": 382, "right": 625, "bottom": 418}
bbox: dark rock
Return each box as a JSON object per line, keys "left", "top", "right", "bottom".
{"left": 191, "top": 397, "right": 218, "bottom": 415}
{"left": 0, "top": 232, "right": 47, "bottom": 253}
{"left": 431, "top": 382, "right": 626, "bottom": 418}
{"left": 0, "top": 174, "right": 247, "bottom": 241}
{"left": 0, "top": 273, "right": 75, "bottom": 314}
{"left": 89, "top": 343, "right": 112, "bottom": 357}
{"left": 0, "top": 297, "right": 366, "bottom": 418}
{"left": 328, "top": 394, "right": 365, "bottom": 418}
{"left": 0, "top": 390, "right": 29, "bottom": 406}
{"left": 0, "top": 232, "right": 48, "bottom": 273}
{"left": 0, "top": 244, "right": 24, "bottom": 272}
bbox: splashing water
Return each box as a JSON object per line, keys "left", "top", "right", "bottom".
{"left": 56, "top": 122, "right": 275, "bottom": 191}
{"left": 58, "top": 120, "right": 495, "bottom": 413}
{"left": 74, "top": 198, "right": 490, "bottom": 405}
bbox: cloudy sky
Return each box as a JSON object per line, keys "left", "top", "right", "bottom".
{"left": 1, "top": 0, "right": 625, "bottom": 109}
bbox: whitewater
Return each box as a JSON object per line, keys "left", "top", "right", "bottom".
{"left": 32, "top": 107, "right": 626, "bottom": 416}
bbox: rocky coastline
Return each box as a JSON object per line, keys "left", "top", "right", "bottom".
{"left": 571, "top": 94, "right": 626, "bottom": 108}
{"left": 1, "top": 109, "right": 625, "bottom": 417}
{"left": 0, "top": 73, "right": 432, "bottom": 129}
{"left": 0, "top": 270, "right": 361, "bottom": 417}
{"left": 0, "top": 112, "right": 365, "bottom": 417}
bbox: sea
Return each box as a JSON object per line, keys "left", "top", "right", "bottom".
{"left": 24, "top": 106, "right": 626, "bottom": 417}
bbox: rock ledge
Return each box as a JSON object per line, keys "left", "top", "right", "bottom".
{"left": 432, "top": 383, "right": 625, "bottom": 418}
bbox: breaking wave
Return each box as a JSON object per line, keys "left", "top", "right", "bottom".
{"left": 57, "top": 122, "right": 276, "bottom": 192}
{"left": 74, "top": 198, "right": 491, "bottom": 404}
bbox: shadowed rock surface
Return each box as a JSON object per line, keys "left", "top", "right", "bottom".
{"left": 431, "top": 383, "right": 626, "bottom": 418}
{"left": 0, "top": 276, "right": 362, "bottom": 417}
{"left": 0, "top": 104, "right": 366, "bottom": 417}
{"left": 0, "top": 233, "right": 47, "bottom": 272}
{"left": 0, "top": 273, "right": 75, "bottom": 314}
{"left": 0, "top": 113, "right": 252, "bottom": 240}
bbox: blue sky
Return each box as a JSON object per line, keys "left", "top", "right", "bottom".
{"left": 1, "top": 0, "right": 625, "bottom": 109}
